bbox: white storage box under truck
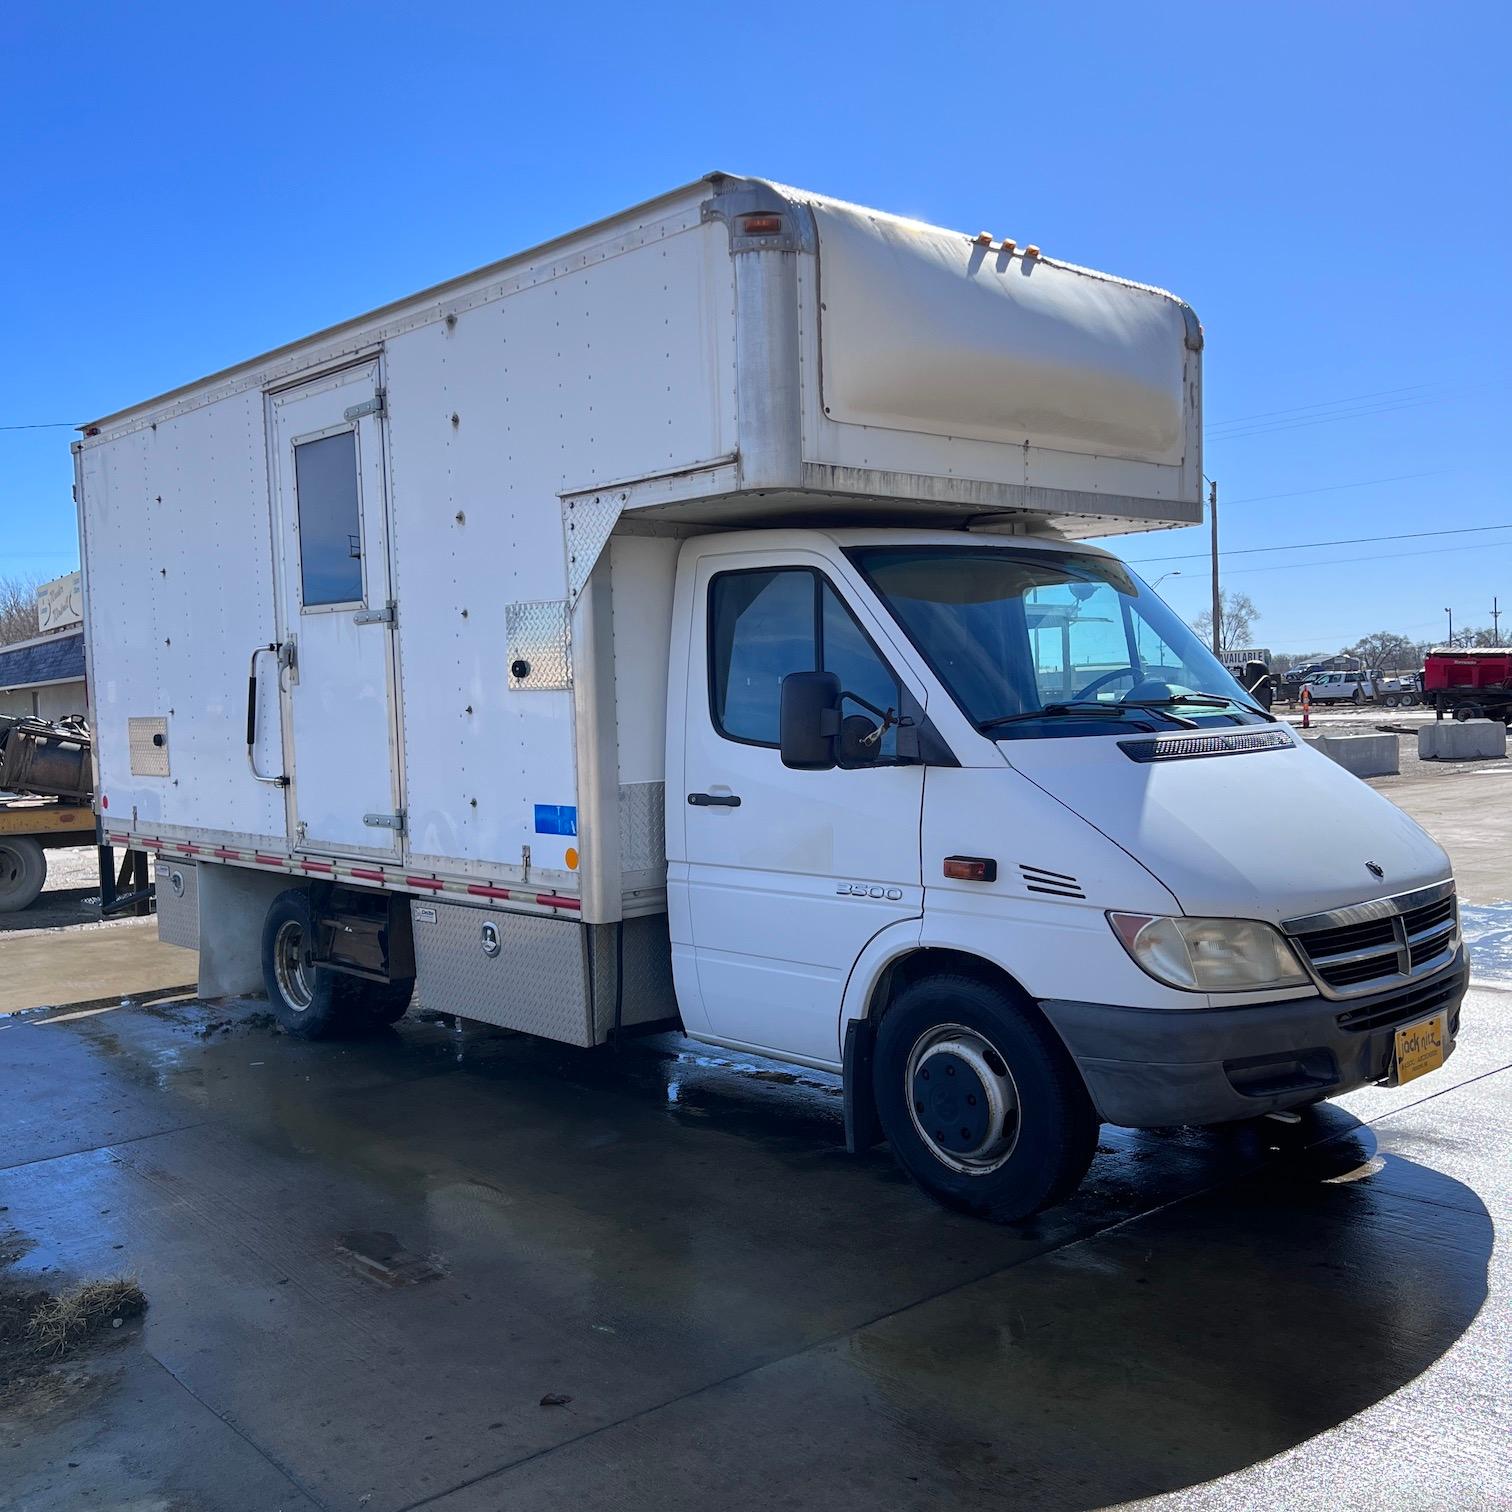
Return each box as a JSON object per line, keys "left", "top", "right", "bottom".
{"left": 76, "top": 174, "right": 1467, "bottom": 1221}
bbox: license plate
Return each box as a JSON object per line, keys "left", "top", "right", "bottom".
{"left": 1393, "top": 1012, "right": 1446, "bottom": 1086}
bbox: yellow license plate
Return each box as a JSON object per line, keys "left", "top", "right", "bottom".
{"left": 1394, "top": 1012, "right": 1446, "bottom": 1086}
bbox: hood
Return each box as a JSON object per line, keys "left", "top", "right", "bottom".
{"left": 1001, "top": 733, "right": 1450, "bottom": 924}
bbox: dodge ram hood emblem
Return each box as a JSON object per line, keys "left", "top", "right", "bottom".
{"left": 1366, "top": 861, "right": 1385, "bottom": 879}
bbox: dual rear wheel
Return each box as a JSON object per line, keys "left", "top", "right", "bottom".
{"left": 261, "top": 888, "right": 413, "bottom": 1038}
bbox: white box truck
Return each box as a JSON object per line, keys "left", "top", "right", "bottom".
{"left": 75, "top": 175, "right": 1467, "bottom": 1220}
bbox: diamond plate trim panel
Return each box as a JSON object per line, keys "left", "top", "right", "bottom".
{"left": 588, "top": 916, "right": 675, "bottom": 1038}
{"left": 506, "top": 601, "right": 572, "bottom": 691}
{"left": 410, "top": 899, "right": 593, "bottom": 1044}
{"left": 618, "top": 782, "right": 666, "bottom": 879}
{"left": 154, "top": 858, "right": 199, "bottom": 949}
{"left": 564, "top": 495, "right": 624, "bottom": 605}
{"left": 128, "top": 716, "right": 170, "bottom": 777}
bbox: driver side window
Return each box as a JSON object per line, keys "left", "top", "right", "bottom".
{"left": 708, "top": 568, "right": 903, "bottom": 759}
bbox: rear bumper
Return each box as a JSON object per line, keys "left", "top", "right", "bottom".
{"left": 1039, "top": 952, "right": 1468, "bottom": 1128}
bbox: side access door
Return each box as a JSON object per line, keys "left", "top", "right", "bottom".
{"left": 268, "top": 361, "right": 402, "bottom": 858}
{"left": 674, "top": 549, "right": 926, "bottom": 1066}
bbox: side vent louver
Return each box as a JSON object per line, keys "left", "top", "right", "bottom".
{"left": 1019, "top": 864, "right": 1085, "bottom": 899}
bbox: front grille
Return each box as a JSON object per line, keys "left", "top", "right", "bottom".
{"left": 1286, "top": 883, "right": 1459, "bottom": 1000}
{"left": 1335, "top": 969, "right": 1463, "bottom": 1035}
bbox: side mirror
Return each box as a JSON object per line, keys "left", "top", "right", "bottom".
{"left": 780, "top": 671, "right": 841, "bottom": 770}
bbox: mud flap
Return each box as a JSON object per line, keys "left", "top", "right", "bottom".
{"left": 843, "top": 1017, "right": 885, "bottom": 1154}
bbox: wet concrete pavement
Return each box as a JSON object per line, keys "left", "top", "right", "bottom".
{"left": 1, "top": 982, "right": 1507, "bottom": 1511}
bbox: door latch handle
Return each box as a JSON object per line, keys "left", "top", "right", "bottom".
{"left": 687, "top": 792, "right": 741, "bottom": 808}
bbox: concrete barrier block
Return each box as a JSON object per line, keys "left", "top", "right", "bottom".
{"left": 1304, "top": 731, "right": 1400, "bottom": 777}
{"left": 1417, "top": 719, "right": 1508, "bottom": 761}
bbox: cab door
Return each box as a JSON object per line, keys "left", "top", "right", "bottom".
{"left": 268, "top": 361, "right": 402, "bottom": 858}
{"left": 674, "top": 549, "right": 925, "bottom": 1065}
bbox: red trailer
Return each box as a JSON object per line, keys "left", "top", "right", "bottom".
{"left": 1423, "top": 648, "right": 1512, "bottom": 724}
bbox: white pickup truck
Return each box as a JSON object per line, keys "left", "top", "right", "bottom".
{"left": 74, "top": 175, "right": 1466, "bottom": 1221}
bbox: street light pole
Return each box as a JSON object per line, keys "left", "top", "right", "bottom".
{"left": 1151, "top": 570, "right": 1182, "bottom": 591}
{"left": 1209, "top": 479, "right": 1220, "bottom": 656}
{"left": 1444, "top": 607, "right": 1453, "bottom": 647}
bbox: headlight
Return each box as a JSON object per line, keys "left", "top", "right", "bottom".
{"left": 1107, "top": 913, "right": 1309, "bottom": 992}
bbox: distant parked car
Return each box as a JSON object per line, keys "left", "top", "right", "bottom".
{"left": 1303, "top": 670, "right": 1379, "bottom": 704}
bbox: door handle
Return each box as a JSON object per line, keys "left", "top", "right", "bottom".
{"left": 687, "top": 792, "right": 741, "bottom": 808}
{"left": 246, "top": 644, "right": 289, "bottom": 788}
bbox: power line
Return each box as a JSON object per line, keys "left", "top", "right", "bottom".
{"left": 0, "top": 422, "right": 78, "bottom": 432}
{"left": 1207, "top": 382, "right": 1438, "bottom": 430}
{"left": 1165, "top": 537, "right": 1510, "bottom": 580}
{"left": 1209, "top": 394, "right": 1447, "bottom": 443}
{"left": 1125, "top": 521, "right": 1512, "bottom": 566}
{"left": 1221, "top": 469, "right": 1444, "bottom": 506}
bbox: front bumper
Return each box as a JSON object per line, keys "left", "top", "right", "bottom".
{"left": 1040, "top": 951, "right": 1468, "bottom": 1128}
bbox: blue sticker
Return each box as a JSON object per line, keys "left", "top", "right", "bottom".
{"left": 533, "top": 804, "right": 578, "bottom": 837}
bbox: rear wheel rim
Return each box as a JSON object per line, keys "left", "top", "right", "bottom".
{"left": 273, "top": 919, "right": 314, "bottom": 1011}
{"left": 906, "top": 1022, "right": 1021, "bottom": 1174}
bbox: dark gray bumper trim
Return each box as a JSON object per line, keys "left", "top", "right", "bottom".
{"left": 1039, "top": 953, "right": 1468, "bottom": 1128}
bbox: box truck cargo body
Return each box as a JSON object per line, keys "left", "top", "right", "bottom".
{"left": 76, "top": 175, "right": 1467, "bottom": 1219}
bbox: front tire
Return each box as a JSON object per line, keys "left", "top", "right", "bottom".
{"left": 0, "top": 836, "right": 47, "bottom": 913}
{"left": 873, "top": 974, "right": 1098, "bottom": 1222}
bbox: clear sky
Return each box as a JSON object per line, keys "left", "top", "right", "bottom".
{"left": 3, "top": 1, "right": 1507, "bottom": 652}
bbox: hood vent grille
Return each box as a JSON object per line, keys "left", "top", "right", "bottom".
{"left": 1019, "top": 863, "right": 1085, "bottom": 899}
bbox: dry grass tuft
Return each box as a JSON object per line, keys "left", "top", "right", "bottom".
{"left": 24, "top": 1277, "right": 147, "bottom": 1360}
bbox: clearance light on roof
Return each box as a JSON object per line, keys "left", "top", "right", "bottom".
{"left": 738, "top": 214, "right": 783, "bottom": 236}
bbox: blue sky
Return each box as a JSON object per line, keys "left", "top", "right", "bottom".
{"left": 3, "top": 1, "right": 1507, "bottom": 651}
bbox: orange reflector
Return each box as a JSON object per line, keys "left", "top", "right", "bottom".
{"left": 974, "top": 230, "right": 993, "bottom": 246}
{"left": 565, "top": 846, "right": 579, "bottom": 871}
{"left": 739, "top": 214, "right": 783, "bottom": 235}
{"left": 1025, "top": 244, "right": 1041, "bottom": 258}
{"left": 944, "top": 855, "right": 997, "bottom": 883}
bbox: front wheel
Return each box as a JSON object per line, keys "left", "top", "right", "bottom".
{"left": 0, "top": 836, "right": 47, "bottom": 913}
{"left": 873, "top": 974, "right": 1098, "bottom": 1222}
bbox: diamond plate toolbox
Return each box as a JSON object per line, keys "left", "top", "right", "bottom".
{"left": 410, "top": 899, "right": 596, "bottom": 1045}
{"left": 154, "top": 858, "right": 199, "bottom": 950}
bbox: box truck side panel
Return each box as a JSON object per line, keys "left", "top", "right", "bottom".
{"left": 81, "top": 389, "right": 287, "bottom": 843}
{"left": 383, "top": 219, "right": 735, "bottom": 882}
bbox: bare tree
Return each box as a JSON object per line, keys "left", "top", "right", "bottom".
{"left": 1345, "top": 631, "right": 1423, "bottom": 673}
{"left": 0, "top": 574, "right": 44, "bottom": 646}
{"left": 1192, "top": 590, "right": 1260, "bottom": 654}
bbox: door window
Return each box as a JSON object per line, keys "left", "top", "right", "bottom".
{"left": 708, "top": 568, "right": 903, "bottom": 758}
{"left": 293, "top": 430, "right": 364, "bottom": 607}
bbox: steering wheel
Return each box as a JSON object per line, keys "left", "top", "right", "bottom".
{"left": 1072, "top": 666, "right": 1141, "bottom": 701}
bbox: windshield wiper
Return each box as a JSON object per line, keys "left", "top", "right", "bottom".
{"left": 980, "top": 701, "right": 1197, "bottom": 732}
{"left": 1144, "top": 691, "right": 1278, "bottom": 723}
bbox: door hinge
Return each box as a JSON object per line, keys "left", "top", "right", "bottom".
{"left": 363, "top": 811, "right": 405, "bottom": 833}
{"left": 353, "top": 601, "right": 396, "bottom": 626}
{"left": 344, "top": 388, "right": 386, "bottom": 421}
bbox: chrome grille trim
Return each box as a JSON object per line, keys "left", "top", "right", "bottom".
{"left": 1283, "top": 880, "right": 1459, "bottom": 1001}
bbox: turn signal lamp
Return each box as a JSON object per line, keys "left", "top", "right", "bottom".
{"left": 943, "top": 856, "right": 997, "bottom": 883}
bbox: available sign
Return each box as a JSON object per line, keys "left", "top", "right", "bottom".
{"left": 36, "top": 571, "right": 83, "bottom": 632}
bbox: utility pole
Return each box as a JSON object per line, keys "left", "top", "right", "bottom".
{"left": 1444, "top": 607, "right": 1454, "bottom": 648}
{"left": 1492, "top": 596, "right": 1501, "bottom": 646}
{"left": 1209, "top": 479, "right": 1221, "bottom": 656}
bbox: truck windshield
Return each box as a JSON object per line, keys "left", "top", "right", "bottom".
{"left": 847, "top": 545, "right": 1269, "bottom": 740}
